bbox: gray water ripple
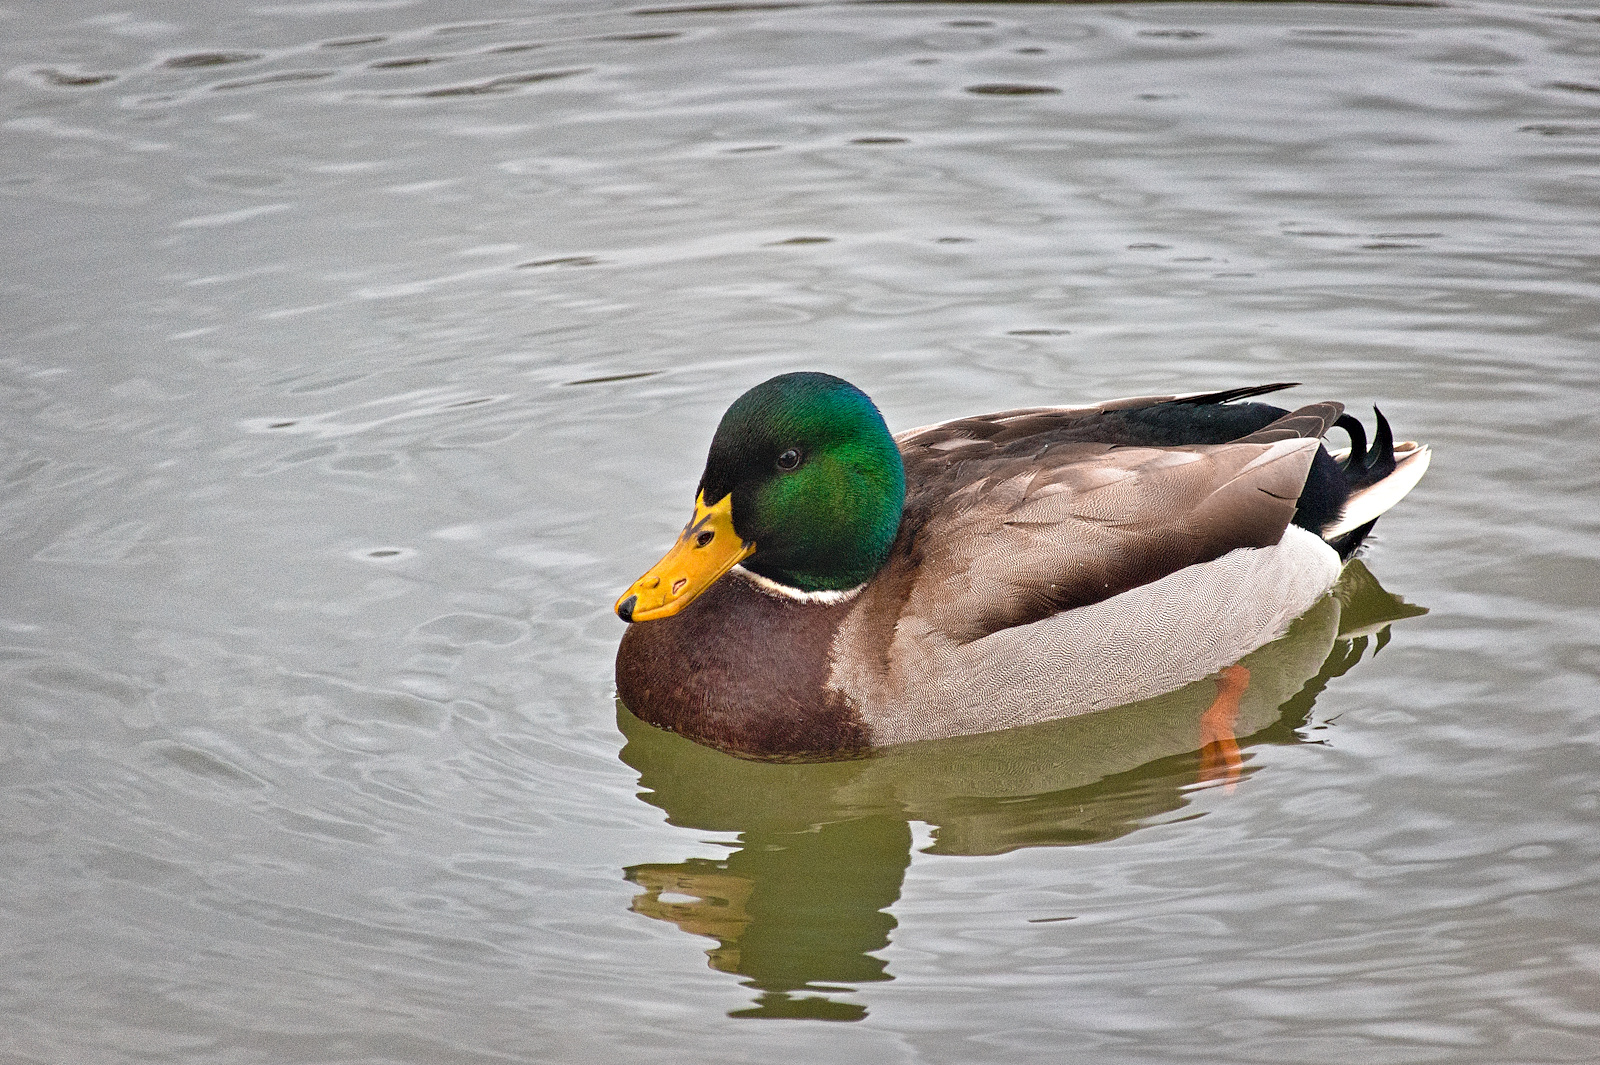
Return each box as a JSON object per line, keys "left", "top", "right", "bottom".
{"left": 4, "top": 0, "right": 1600, "bottom": 1060}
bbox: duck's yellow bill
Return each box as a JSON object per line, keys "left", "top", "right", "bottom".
{"left": 615, "top": 492, "right": 755, "bottom": 623}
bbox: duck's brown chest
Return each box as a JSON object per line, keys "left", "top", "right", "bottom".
{"left": 614, "top": 576, "right": 866, "bottom": 760}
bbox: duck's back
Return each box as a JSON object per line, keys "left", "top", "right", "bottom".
{"left": 883, "top": 385, "right": 1353, "bottom": 634}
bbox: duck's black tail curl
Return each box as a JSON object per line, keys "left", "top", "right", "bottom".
{"left": 1335, "top": 408, "right": 1397, "bottom": 491}
{"left": 1290, "top": 406, "right": 1405, "bottom": 557}
{"left": 1321, "top": 407, "right": 1403, "bottom": 558}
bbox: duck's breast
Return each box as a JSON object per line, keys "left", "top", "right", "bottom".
{"left": 616, "top": 571, "right": 865, "bottom": 759}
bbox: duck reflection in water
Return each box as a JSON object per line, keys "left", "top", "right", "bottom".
{"left": 620, "top": 562, "right": 1423, "bottom": 1020}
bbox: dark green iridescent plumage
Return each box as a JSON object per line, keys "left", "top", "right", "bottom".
{"left": 698, "top": 372, "right": 905, "bottom": 592}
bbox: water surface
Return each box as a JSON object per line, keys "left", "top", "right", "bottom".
{"left": 4, "top": 1, "right": 1600, "bottom": 1062}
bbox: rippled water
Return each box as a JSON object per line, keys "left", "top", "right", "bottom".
{"left": 4, "top": 0, "right": 1599, "bottom": 1061}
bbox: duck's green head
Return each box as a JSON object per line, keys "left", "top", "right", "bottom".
{"left": 616, "top": 372, "right": 905, "bottom": 622}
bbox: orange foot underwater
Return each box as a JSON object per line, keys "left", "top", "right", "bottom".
{"left": 1199, "top": 664, "right": 1249, "bottom": 790}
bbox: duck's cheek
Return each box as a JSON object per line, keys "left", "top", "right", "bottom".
{"left": 616, "top": 491, "right": 755, "bottom": 622}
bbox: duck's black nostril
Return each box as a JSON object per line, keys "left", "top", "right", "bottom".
{"left": 616, "top": 595, "right": 637, "bottom": 623}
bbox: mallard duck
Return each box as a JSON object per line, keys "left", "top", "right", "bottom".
{"left": 614, "top": 373, "right": 1429, "bottom": 761}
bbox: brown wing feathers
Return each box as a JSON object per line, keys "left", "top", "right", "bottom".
{"left": 1233, "top": 401, "right": 1344, "bottom": 444}
{"left": 893, "top": 391, "right": 1338, "bottom": 645}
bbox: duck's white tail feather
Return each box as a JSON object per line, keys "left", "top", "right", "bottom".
{"left": 1323, "top": 442, "right": 1431, "bottom": 540}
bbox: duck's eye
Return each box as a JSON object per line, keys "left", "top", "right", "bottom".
{"left": 695, "top": 530, "right": 714, "bottom": 548}
{"left": 776, "top": 448, "right": 802, "bottom": 471}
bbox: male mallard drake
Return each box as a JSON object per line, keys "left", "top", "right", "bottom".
{"left": 615, "top": 373, "right": 1429, "bottom": 761}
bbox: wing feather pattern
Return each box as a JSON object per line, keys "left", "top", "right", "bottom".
{"left": 1234, "top": 401, "right": 1345, "bottom": 444}
{"left": 897, "top": 437, "right": 1322, "bottom": 644}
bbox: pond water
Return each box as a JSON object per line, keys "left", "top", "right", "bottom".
{"left": 4, "top": 0, "right": 1600, "bottom": 1061}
